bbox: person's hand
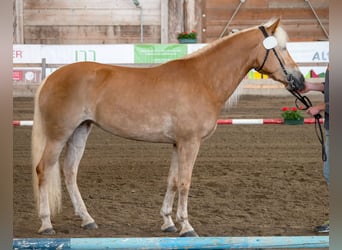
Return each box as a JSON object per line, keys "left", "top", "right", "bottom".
{"left": 306, "top": 105, "right": 324, "bottom": 117}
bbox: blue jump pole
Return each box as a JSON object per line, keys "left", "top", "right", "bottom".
{"left": 13, "top": 236, "right": 328, "bottom": 250}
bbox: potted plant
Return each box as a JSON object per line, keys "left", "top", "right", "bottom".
{"left": 281, "top": 106, "right": 304, "bottom": 125}
{"left": 177, "top": 30, "right": 197, "bottom": 44}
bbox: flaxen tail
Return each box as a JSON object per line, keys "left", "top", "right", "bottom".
{"left": 32, "top": 77, "right": 62, "bottom": 216}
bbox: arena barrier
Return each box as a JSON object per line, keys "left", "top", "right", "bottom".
{"left": 12, "top": 118, "right": 323, "bottom": 127}
{"left": 13, "top": 236, "right": 329, "bottom": 249}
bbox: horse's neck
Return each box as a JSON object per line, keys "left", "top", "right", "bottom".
{"left": 193, "top": 31, "right": 259, "bottom": 105}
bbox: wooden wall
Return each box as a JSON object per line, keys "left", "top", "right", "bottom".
{"left": 13, "top": 0, "right": 329, "bottom": 44}
{"left": 15, "top": 0, "right": 161, "bottom": 44}
{"left": 203, "top": 0, "right": 329, "bottom": 42}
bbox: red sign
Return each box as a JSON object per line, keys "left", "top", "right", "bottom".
{"left": 12, "top": 69, "right": 42, "bottom": 83}
{"left": 12, "top": 71, "right": 23, "bottom": 81}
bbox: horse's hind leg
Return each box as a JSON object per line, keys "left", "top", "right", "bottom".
{"left": 63, "top": 121, "right": 98, "bottom": 229}
{"left": 160, "top": 144, "right": 178, "bottom": 233}
{"left": 37, "top": 140, "right": 65, "bottom": 234}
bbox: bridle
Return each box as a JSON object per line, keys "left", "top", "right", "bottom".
{"left": 255, "top": 26, "right": 296, "bottom": 85}
{"left": 256, "top": 26, "right": 327, "bottom": 162}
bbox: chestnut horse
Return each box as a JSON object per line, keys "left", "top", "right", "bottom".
{"left": 32, "top": 18, "right": 304, "bottom": 236}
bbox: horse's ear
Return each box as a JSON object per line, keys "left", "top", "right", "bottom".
{"left": 264, "top": 18, "right": 280, "bottom": 34}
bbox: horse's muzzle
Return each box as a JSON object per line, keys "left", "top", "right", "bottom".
{"left": 286, "top": 73, "right": 305, "bottom": 91}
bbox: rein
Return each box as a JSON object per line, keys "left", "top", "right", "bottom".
{"left": 256, "top": 26, "right": 327, "bottom": 162}
{"left": 288, "top": 89, "right": 327, "bottom": 162}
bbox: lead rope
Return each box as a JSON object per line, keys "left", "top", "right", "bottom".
{"left": 288, "top": 89, "right": 327, "bottom": 162}
{"left": 257, "top": 26, "right": 327, "bottom": 162}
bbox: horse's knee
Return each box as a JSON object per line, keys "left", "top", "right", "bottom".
{"left": 177, "top": 181, "right": 190, "bottom": 194}
{"left": 169, "top": 179, "right": 178, "bottom": 192}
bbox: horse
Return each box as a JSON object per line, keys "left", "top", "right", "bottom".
{"left": 31, "top": 18, "right": 304, "bottom": 237}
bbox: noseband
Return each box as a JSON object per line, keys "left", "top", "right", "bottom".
{"left": 256, "top": 26, "right": 327, "bottom": 162}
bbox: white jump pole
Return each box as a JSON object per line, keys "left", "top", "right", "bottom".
{"left": 12, "top": 118, "right": 323, "bottom": 127}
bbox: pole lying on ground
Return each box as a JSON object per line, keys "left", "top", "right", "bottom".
{"left": 13, "top": 236, "right": 329, "bottom": 250}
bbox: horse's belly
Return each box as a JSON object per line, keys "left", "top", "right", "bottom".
{"left": 96, "top": 115, "right": 175, "bottom": 143}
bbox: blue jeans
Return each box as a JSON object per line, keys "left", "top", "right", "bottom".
{"left": 323, "top": 129, "right": 329, "bottom": 186}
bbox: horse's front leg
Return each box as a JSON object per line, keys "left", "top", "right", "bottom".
{"left": 160, "top": 144, "right": 178, "bottom": 233}
{"left": 176, "top": 138, "right": 201, "bottom": 237}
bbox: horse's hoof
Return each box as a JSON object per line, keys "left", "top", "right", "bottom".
{"left": 38, "top": 228, "right": 56, "bottom": 235}
{"left": 82, "top": 222, "right": 98, "bottom": 230}
{"left": 162, "top": 225, "right": 178, "bottom": 233}
{"left": 180, "top": 230, "right": 199, "bottom": 237}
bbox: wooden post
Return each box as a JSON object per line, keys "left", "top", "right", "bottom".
{"left": 184, "top": 0, "right": 204, "bottom": 42}
{"left": 184, "top": 0, "right": 195, "bottom": 33}
{"left": 196, "top": 0, "right": 205, "bottom": 42}
{"left": 14, "top": 0, "right": 24, "bottom": 44}
{"left": 41, "top": 58, "right": 46, "bottom": 80}
{"left": 168, "top": 0, "right": 184, "bottom": 43}
{"left": 160, "top": 0, "right": 168, "bottom": 43}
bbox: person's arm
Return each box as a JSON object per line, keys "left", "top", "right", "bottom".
{"left": 300, "top": 81, "right": 325, "bottom": 93}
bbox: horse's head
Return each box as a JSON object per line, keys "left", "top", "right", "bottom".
{"left": 254, "top": 18, "right": 305, "bottom": 91}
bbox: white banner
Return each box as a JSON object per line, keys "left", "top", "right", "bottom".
{"left": 13, "top": 45, "right": 42, "bottom": 63}
{"left": 13, "top": 42, "right": 329, "bottom": 64}
{"left": 286, "top": 41, "right": 329, "bottom": 63}
{"left": 13, "top": 44, "right": 135, "bottom": 64}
